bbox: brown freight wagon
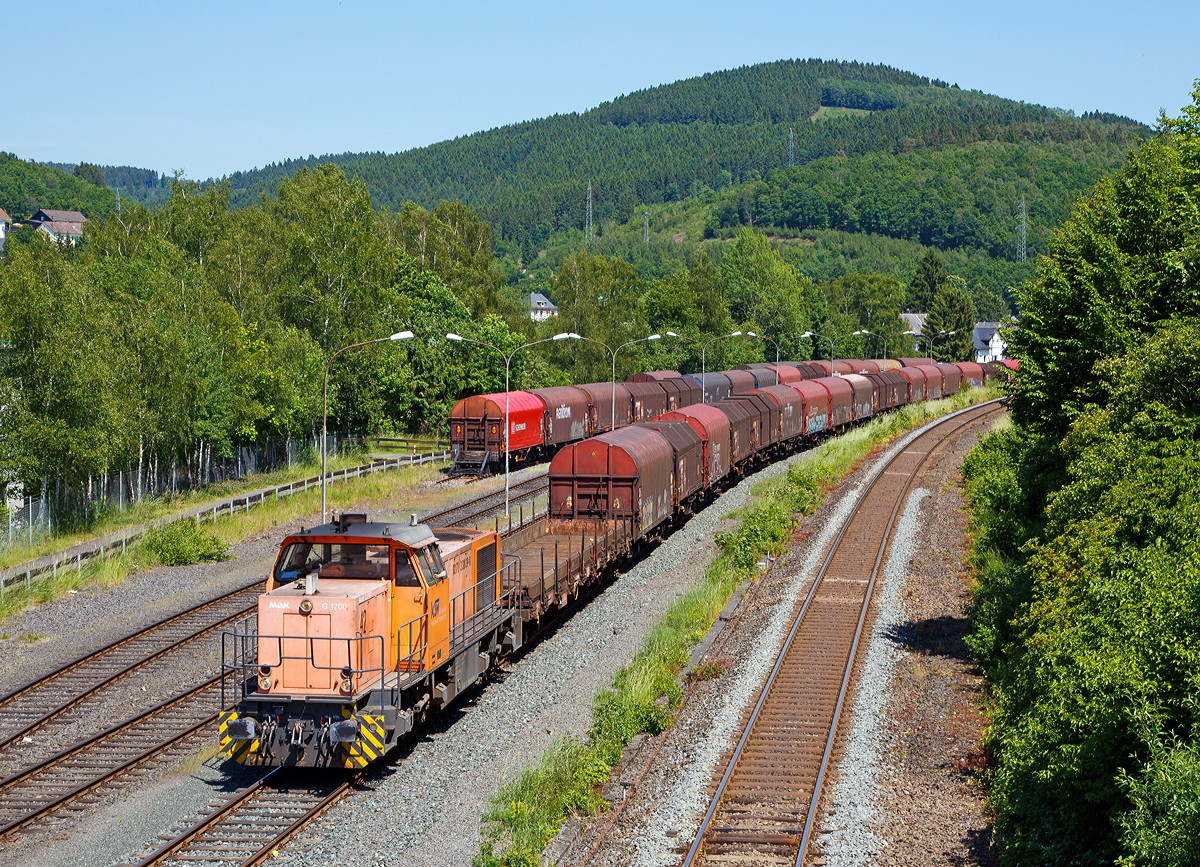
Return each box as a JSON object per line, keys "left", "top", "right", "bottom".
{"left": 915, "top": 365, "right": 944, "bottom": 400}
{"left": 658, "top": 375, "right": 701, "bottom": 410}
{"left": 842, "top": 374, "right": 875, "bottom": 420}
{"left": 710, "top": 400, "right": 757, "bottom": 465}
{"left": 897, "top": 358, "right": 931, "bottom": 368}
{"left": 788, "top": 380, "right": 831, "bottom": 435}
{"left": 726, "top": 393, "right": 780, "bottom": 451}
{"left": 864, "top": 372, "right": 898, "bottom": 411}
{"left": 548, "top": 426, "right": 674, "bottom": 537}
{"left": 814, "top": 377, "right": 854, "bottom": 428}
{"left": 877, "top": 358, "right": 902, "bottom": 371}
{"left": 656, "top": 405, "right": 731, "bottom": 485}
{"left": 625, "top": 381, "right": 669, "bottom": 422}
{"left": 721, "top": 369, "right": 759, "bottom": 395}
{"left": 639, "top": 420, "right": 706, "bottom": 505}
{"left": 884, "top": 370, "right": 910, "bottom": 406}
{"left": 529, "top": 386, "right": 591, "bottom": 445}
{"left": 808, "top": 360, "right": 834, "bottom": 375}
{"left": 936, "top": 364, "right": 962, "bottom": 396}
{"left": 839, "top": 359, "right": 881, "bottom": 374}
{"left": 754, "top": 385, "right": 807, "bottom": 443}
{"left": 896, "top": 366, "right": 923, "bottom": 402}
{"left": 830, "top": 360, "right": 855, "bottom": 375}
{"left": 574, "top": 382, "right": 633, "bottom": 433}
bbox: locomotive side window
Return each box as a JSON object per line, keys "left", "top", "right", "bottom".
{"left": 418, "top": 547, "right": 444, "bottom": 584}
{"left": 395, "top": 554, "right": 422, "bottom": 587}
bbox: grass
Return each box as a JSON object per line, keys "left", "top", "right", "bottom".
{"left": 0, "top": 461, "right": 451, "bottom": 626}
{"left": 474, "top": 385, "right": 1003, "bottom": 866}
{"left": 809, "top": 105, "right": 873, "bottom": 122}
{"left": 0, "top": 447, "right": 412, "bottom": 572}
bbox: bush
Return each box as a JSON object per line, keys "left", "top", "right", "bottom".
{"left": 144, "top": 520, "right": 228, "bottom": 566}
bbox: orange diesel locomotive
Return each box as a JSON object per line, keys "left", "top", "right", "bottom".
{"left": 218, "top": 513, "right": 521, "bottom": 768}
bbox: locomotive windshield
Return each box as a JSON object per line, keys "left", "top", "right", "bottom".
{"left": 276, "top": 542, "right": 391, "bottom": 582}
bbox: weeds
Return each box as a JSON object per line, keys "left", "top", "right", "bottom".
{"left": 144, "top": 521, "right": 228, "bottom": 566}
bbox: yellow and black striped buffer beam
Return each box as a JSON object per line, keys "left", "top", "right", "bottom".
{"left": 218, "top": 710, "right": 259, "bottom": 764}
{"left": 340, "top": 710, "right": 387, "bottom": 768}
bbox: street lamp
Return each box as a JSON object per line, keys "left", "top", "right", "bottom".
{"left": 569, "top": 332, "right": 661, "bottom": 430}
{"left": 854, "top": 329, "right": 888, "bottom": 361}
{"left": 747, "top": 331, "right": 780, "bottom": 385}
{"left": 323, "top": 330, "right": 414, "bottom": 523}
{"left": 447, "top": 330, "right": 575, "bottom": 515}
{"left": 697, "top": 331, "right": 743, "bottom": 403}
{"left": 801, "top": 330, "right": 836, "bottom": 361}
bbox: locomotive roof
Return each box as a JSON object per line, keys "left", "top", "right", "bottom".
{"left": 296, "top": 518, "right": 437, "bottom": 548}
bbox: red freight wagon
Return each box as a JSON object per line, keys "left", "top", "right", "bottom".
{"left": 842, "top": 374, "right": 875, "bottom": 419}
{"left": 766, "top": 365, "right": 803, "bottom": 386}
{"left": 896, "top": 367, "right": 922, "bottom": 403}
{"left": 935, "top": 364, "right": 962, "bottom": 396}
{"left": 808, "top": 360, "right": 834, "bottom": 375}
{"left": 788, "top": 380, "right": 830, "bottom": 435}
{"left": 625, "top": 381, "right": 669, "bottom": 421}
{"left": 754, "top": 385, "right": 807, "bottom": 442}
{"left": 839, "top": 359, "right": 881, "bottom": 374}
{"left": 548, "top": 426, "right": 673, "bottom": 536}
{"left": 897, "top": 358, "right": 930, "bottom": 368}
{"left": 726, "top": 393, "right": 781, "bottom": 449}
{"left": 710, "top": 400, "right": 757, "bottom": 465}
{"left": 450, "top": 391, "right": 545, "bottom": 457}
{"left": 814, "top": 377, "right": 854, "bottom": 428}
{"left": 954, "top": 362, "right": 984, "bottom": 387}
{"left": 627, "top": 370, "right": 681, "bottom": 383}
{"left": 574, "top": 382, "right": 633, "bottom": 433}
{"left": 831, "top": 360, "right": 855, "bottom": 375}
{"left": 656, "top": 405, "right": 732, "bottom": 485}
{"left": 639, "top": 420, "right": 706, "bottom": 504}
{"left": 721, "top": 369, "right": 759, "bottom": 395}
{"left": 529, "top": 387, "right": 591, "bottom": 445}
{"left": 1000, "top": 359, "right": 1019, "bottom": 371}
{"left": 914, "top": 365, "right": 944, "bottom": 400}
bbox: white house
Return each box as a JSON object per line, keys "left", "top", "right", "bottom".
{"left": 529, "top": 292, "right": 559, "bottom": 323}
{"left": 973, "top": 322, "right": 1008, "bottom": 362}
{"left": 0, "top": 208, "right": 10, "bottom": 252}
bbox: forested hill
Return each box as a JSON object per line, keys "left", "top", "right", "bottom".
{"left": 210, "top": 58, "right": 1148, "bottom": 260}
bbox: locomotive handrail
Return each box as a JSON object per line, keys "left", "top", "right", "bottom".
{"left": 447, "top": 559, "right": 521, "bottom": 651}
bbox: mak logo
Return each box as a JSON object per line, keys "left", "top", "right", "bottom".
{"left": 267, "top": 600, "right": 291, "bottom": 610}
{"left": 555, "top": 405, "right": 572, "bottom": 420}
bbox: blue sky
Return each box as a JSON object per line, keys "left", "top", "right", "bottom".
{"left": 6, "top": 0, "right": 1196, "bottom": 180}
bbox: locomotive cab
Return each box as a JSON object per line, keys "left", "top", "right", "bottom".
{"left": 219, "top": 513, "right": 522, "bottom": 768}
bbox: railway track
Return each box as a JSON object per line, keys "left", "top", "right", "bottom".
{"left": 131, "top": 768, "right": 354, "bottom": 867}
{"left": 682, "top": 400, "right": 1003, "bottom": 867}
{"left": 420, "top": 472, "right": 548, "bottom": 529}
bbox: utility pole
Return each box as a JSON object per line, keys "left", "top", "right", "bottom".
{"left": 586, "top": 180, "right": 593, "bottom": 244}
{"left": 1017, "top": 195, "right": 1027, "bottom": 263}
{"left": 788, "top": 127, "right": 795, "bottom": 168}
{"left": 643, "top": 212, "right": 649, "bottom": 244}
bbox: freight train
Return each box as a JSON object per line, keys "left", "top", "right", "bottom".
{"left": 218, "top": 358, "right": 1006, "bottom": 769}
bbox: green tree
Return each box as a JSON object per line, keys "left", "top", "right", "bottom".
{"left": 924, "top": 276, "right": 975, "bottom": 361}
{"left": 74, "top": 162, "right": 107, "bottom": 188}
{"left": 718, "top": 228, "right": 813, "bottom": 358}
{"left": 907, "top": 247, "right": 946, "bottom": 312}
{"left": 548, "top": 251, "right": 647, "bottom": 383}
{"left": 823, "top": 273, "right": 911, "bottom": 359}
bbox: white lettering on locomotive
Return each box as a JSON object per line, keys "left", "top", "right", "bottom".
{"left": 319, "top": 602, "right": 348, "bottom": 611}
{"left": 268, "top": 600, "right": 291, "bottom": 609}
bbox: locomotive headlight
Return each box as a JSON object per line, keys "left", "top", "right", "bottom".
{"left": 299, "top": 599, "right": 313, "bottom": 614}
{"left": 258, "top": 676, "right": 273, "bottom": 692}
{"left": 339, "top": 677, "right": 353, "bottom": 694}
{"left": 258, "top": 664, "right": 272, "bottom": 677}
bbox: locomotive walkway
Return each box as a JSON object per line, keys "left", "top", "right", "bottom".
{"left": 0, "top": 448, "right": 450, "bottom": 600}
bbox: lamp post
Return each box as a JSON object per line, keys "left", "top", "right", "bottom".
{"left": 569, "top": 332, "right": 661, "bottom": 430}
{"left": 932, "top": 330, "right": 956, "bottom": 363}
{"left": 697, "top": 331, "right": 743, "bottom": 403}
{"left": 323, "top": 330, "right": 414, "bottom": 523}
{"left": 854, "top": 329, "right": 888, "bottom": 361}
{"left": 800, "top": 330, "right": 836, "bottom": 362}
{"left": 447, "top": 330, "right": 575, "bottom": 515}
{"left": 746, "top": 331, "right": 780, "bottom": 385}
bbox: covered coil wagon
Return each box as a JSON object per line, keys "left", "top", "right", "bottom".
{"left": 727, "top": 393, "right": 780, "bottom": 450}
{"left": 765, "top": 365, "right": 803, "bottom": 386}
{"left": 655, "top": 405, "right": 731, "bottom": 485}
{"left": 814, "top": 376, "right": 854, "bottom": 428}
{"left": 574, "top": 382, "right": 634, "bottom": 433}
{"left": 864, "top": 372, "right": 899, "bottom": 412}
{"left": 914, "top": 365, "right": 944, "bottom": 400}
{"left": 754, "top": 385, "right": 807, "bottom": 442}
{"left": 935, "top": 364, "right": 962, "bottom": 396}
{"left": 896, "top": 366, "right": 924, "bottom": 403}
{"left": 640, "top": 419, "right": 706, "bottom": 505}
{"left": 548, "top": 426, "right": 673, "bottom": 536}
{"left": 842, "top": 374, "right": 875, "bottom": 420}
{"left": 788, "top": 380, "right": 830, "bottom": 435}
{"left": 450, "top": 391, "right": 545, "bottom": 461}
{"left": 627, "top": 370, "right": 681, "bottom": 382}
{"left": 625, "top": 381, "right": 669, "bottom": 422}
{"left": 877, "top": 358, "right": 902, "bottom": 371}
{"left": 953, "top": 361, "right": 984, "bottom": 388}
{"left": 688, "top": 372, "right": 732, "bottom": 404}
{"left": 721, "top": 369, "right": 759, "bottom": 395}
{"left": 710, "top": 400, "right": 757, "bottom": 465}
{"left": 659, "top": 375, "right": 702, "bottom": 410}
{"left": 529, "top": 387, "right": 591, "bottom": 445}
